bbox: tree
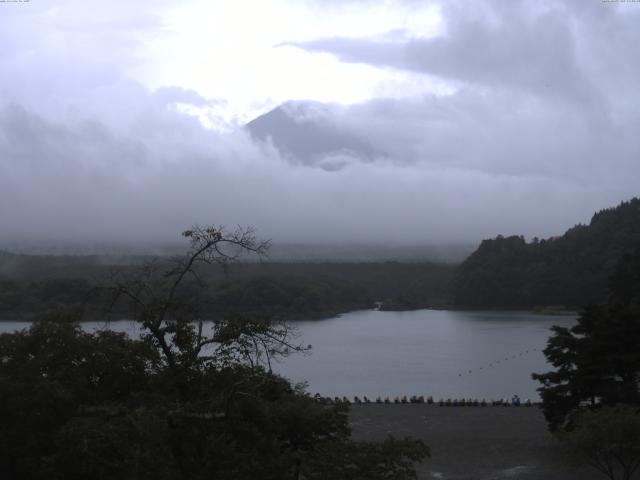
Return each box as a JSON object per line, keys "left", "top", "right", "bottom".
{"left": 558, "top": 405, "right": 640, "bottom": 480}
{"left": 532, "top": 248, "right": 640, "bottom": 431}
{"left": 109, "top": 225, "right": 279, "bottom": 372}
{"left": 532, "top": 305, "right": 640, "bottom": 430}
{"left": 0, "top": 316, "right": 164, "bottom": 480}
{"left": 531, "top": 249, "right": 640, "bottom": 480}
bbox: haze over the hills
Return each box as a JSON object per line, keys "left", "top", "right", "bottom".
{"left": 1, "top": 1, "right": 639, "bottom": 251}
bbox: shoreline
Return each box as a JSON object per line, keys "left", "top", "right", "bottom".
{"left": 0, "top": 305, "right": 578, "bottom": 323}
{"left": 349, "top": 404, "right": 599, "bottom": 480}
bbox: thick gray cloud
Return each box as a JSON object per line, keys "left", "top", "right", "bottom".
{"left": 1, "top": 0, "right": 639, "bottom": 250}
{"left": 1, "top": 96, "right": 629, "bottom": 247}
{"left": 288, "top": 0, "right": 640, "bottom": 109}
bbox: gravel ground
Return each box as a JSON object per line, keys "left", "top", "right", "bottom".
{"left": 349, "top": 404, "right": 603, "bottom": 480}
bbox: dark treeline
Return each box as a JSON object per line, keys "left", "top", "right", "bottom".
{"left": 0, "top": 257, "right": 455, "bottom": 320}
{"left": 453, "top": 198, "right": 640, "bottom": 309}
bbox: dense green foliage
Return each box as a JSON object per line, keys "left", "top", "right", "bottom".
{"left": 557, "top": 405, "right": 640, "bottom": 480}
{"left": 453, "top": 198, "right": 640, "bottom": 308}
{"left": 533, "top": 248, "right": 640, "bottom": 431}
{"left": 0, "top": 318, "right": 427, "bottom": 479}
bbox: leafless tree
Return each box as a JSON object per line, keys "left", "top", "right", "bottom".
{"left": 109, "top": 225, "right": 308, "bottom": 374}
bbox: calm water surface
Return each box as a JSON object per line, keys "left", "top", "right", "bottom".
{"left": 1, "top": 309, "right": 575, "bottom": 400}
{"left": 279, "top": 309, "right": 575, "bottom": 400}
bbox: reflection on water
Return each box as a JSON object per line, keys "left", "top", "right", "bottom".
{"left": 0, "top": 309, "right": 575, "bottom": 399}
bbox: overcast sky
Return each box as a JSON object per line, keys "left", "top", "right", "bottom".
{"left": 1, "top": 0, "right": 639, "bottom": 248}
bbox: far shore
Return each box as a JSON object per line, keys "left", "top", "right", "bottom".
{"left": 0, "top": 306, "right": 579, "bottom": 323}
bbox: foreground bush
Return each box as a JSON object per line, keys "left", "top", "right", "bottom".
{"left": 0, "top": 319, "right": 428, "bottom": 479}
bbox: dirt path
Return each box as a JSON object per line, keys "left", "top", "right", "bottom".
{"left": 349, "top": 404, "right": 603, "bottom": 480}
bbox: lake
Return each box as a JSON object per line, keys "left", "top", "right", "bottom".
{"left": 0, "top": 309, "right": 575, "bottom": 400}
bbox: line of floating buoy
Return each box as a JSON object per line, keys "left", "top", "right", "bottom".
{"left": 312, "top": 394, "right": 535, "bottom": 407}
{"left": 457, "top": 348, "right": 539, "bottom": 377}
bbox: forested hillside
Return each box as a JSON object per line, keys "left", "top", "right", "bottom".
{"left": 452, "top": 198, "right": 640, "bottom": 308}
{"left": 0, "top": 258, "right": 454, "bottom": 320}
